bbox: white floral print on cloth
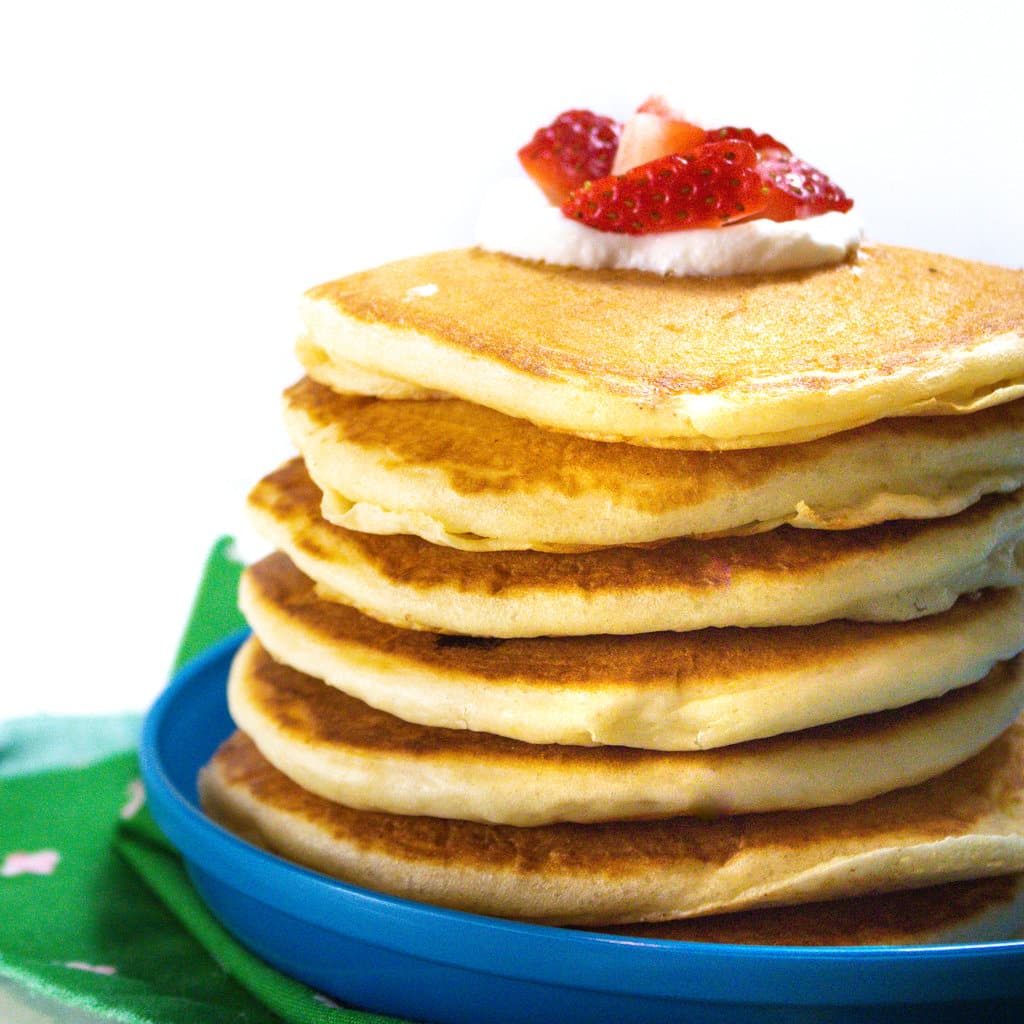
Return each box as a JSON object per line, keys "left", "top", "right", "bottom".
{"left": 120, "top": 779, "right": 146, "bottom": 820}
{"left": 313, "top": 993, "right": 344, "bottom": 1009}
{"left": 1, "top": 850, "right": 60, "bottom": 877}
{"left": 63, "top": 962, "right": 118, "bottom": 976}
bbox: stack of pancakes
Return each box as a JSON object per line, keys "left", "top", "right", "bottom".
{"left": 202, "top": 244, "right": 1024, "bottom": 945}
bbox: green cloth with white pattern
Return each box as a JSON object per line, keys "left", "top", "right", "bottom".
{"left": 0, "top": 538, "right": 409, "bottom": 1024}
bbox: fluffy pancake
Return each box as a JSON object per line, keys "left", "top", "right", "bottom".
{"left": 247, "top": 460, "right": 1024, "bottom": 637}
{"left": 599, "top": 874, "right": 1024, "bottom": 946}
{"left": 228, "top": 636, "right": 1024, "bottom": 825}
{"left": 199, "top": 724, "right": 1024, "bottom": 926}
{"left": 299, "top": 245, "right": 1024, "bottom": 449}
{"left": 241, "top": 554, "right": 1024, "bottom": 750}
{"left": 295, "top": 334, "right": 444, "bottom": 400}
{"left": 284, "top": 377, "right": 1024, "bottom": 550}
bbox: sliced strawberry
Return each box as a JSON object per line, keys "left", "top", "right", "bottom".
{"left": 612, "top": 113, "right": 707, "bottom": 174}
{"left": 756, "top": 152, "right": 854, "bottom": 221}
{"left": 612, "top": 96, "right": 706, "bottom": 174}
{"left": 704, "top": 126, "right": 790, "bottom": 157}
{"left": 563, "top": 140, "right": 768, "bottom": 234}
{"left": 518, "top": 109, "right": 621, "bottom": 205}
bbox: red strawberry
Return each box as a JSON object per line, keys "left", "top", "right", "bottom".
{"left": 518, "top": 109, "right": 621, "bottom": 205}
{"left": 611, "top": 113, "right": 706, "bottom": 174}
{"left": 612, "top": 97, "right": 706, "bottom": 174}
{"left": 562, "top": 140, "right": 768, "bottom": 234}
{"left": 611, "top": 101, "right": 789, "bottom": 174}
{"left": 703, "top": 126, "right": 790, "bottom": 157}
{"left": 756, "top": 152, "right": 854, "bottom": 221}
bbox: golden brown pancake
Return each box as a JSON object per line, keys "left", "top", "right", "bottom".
{"left": 228, "top": 636, "right": 1024, "bottom": 825}
{"left": 241, "top": 554, "right": 1024, "bottom": 750}
{"left": 199, "top": 724, "right": 1024, "bottom": 926}
{"left": 295, "top": 333, "right": 445, "bottom": 400}
{"left": 285, "top": 378, "right": 1024, "bottom": 550}
{"left": 598, "top": 875, "right": 1024, "bottom": 946}
{"left": 299, "top": 245, "right": 1024, "bottom": 449}
{"left": 247, "top": 460, "right": 1024, "bottom": 637}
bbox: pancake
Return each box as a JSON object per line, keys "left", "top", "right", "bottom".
{"left": 228, "top": 636, "right": 1024, "bottom": 826}
{"left": 284, "top": 377, "right": 1024, "bottom": 550}
{"left": 241, "top": 554, "right": 1024, "bottom": 750}
{"left": 199, "top": 724, "right": 1024, "bottom": 926}
{"left": 295, "top": 334, "right": 444, "bottom": 400}
{"left": 299, "top": 245, "right": 1024, "bottom": 449}
{"left": 598, "top": 874, "right": 1024, "bottom": 946}
{"left": 247, "top": 460, "right": 1024, "bottom": 637}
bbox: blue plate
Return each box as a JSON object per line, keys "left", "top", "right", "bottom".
{"left": 140, "top": 633, "right": 1024, "bottom": 1023}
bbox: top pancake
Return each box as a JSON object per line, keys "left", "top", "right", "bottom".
{"left": 300, "top": 245, "right": 1024, "bottom": 449}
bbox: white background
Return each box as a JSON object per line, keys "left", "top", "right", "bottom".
{"left": 2, "top": 1, "right": 1022, "bottom": 718}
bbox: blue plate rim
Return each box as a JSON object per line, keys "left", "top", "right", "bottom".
{"left": 139, "top": 631, "right": 1024, "bottom": 1007}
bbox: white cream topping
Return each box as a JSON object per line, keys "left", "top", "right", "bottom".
{"left": 476, "top": 178, "right": 863, "bottom": 277}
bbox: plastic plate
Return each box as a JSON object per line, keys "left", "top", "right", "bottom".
{"left": 140, "top": 633, "right": 1024, "bottom": 1023}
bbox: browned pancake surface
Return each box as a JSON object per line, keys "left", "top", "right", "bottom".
{"left": 247, "top": 553, "right": 1021, "bottom": 693}
{"left": 600, "top": 875, "right": 1023, "bottom": 945}
{"left": 207, "top": 724, "right": 1024, "bottom": 876}
{"left": 286, "top": 376, "right": 1024, "bottom": 511}
{"left": 237, "top": 635, "right": 1020, "bottom": 773}
{"left": 306, "top": 246, "right": 1024, "bottom": 402}
{"left": 251, "top": 459, "right": 1021, "bottom": 596}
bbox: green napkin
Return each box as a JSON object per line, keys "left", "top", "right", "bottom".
{"left": 0, "top": 538, "right": 410, "bottom": 1024}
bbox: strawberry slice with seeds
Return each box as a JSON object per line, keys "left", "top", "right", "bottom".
{"left": 704, "top": 126, "right": 791, "bottom": 157}
{"left": 563, "top": 140, "right": 768, "bottom": 234}
{"left": 612, "top": 98, "right": 707, "bottom": 174}
{"left": 756, "top": 152, "right": 854, "bottom": 220}
{"left": 518, "top": 109, "right": 621, "bottom": 205}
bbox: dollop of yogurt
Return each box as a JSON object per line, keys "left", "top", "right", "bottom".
{"left": 476, "top": 178, "right": 863, "bottom": 277}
